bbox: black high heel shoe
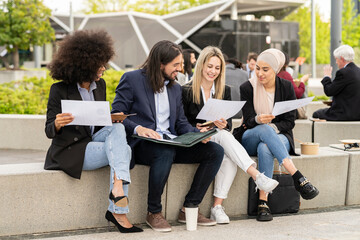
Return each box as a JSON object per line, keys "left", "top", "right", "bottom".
{"left": 109, "top": 192, "right": 129, "bottom": 208}
{"left": 105, "top": 210, "right": 143, "bottom": 233}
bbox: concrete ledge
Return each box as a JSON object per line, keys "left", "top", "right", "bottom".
{"left": 0, "top": 70, "right": 46, "bottom": 83}
{"left": 326, "top": 147, "right": 360, "bottom": 206}
{"left": 0, "top": 163, "right": 155, "bottom": 236}
{"left": 291, "top": 147, "right": 349, "bottom": 209}
{"left": 165, "top": 164, "right": 214, "bottom": 221}
{"left": 313, "top": 121, "right": 360, "bottom": 146}
{"left": 293, "top": 119, "right": 313, "bottom": 148}
{"left": 0, "top": 114, "right": 51, "bottom": 150}
{"left": 0, "top": 147, "right": 351, "bottom": 236}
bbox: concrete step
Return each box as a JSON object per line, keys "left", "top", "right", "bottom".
{"left": 314, "top": 121, "right": 360, "bottom": 146}
{"left": 0, "top": 147, "right": 354, "bottom": 236}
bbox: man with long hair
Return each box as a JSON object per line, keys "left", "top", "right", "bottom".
{"left": 112, "top": 40, "right": 224, "bottom": 232}
{"left": 183, "top": 49, "right": 197, "bottom": 80}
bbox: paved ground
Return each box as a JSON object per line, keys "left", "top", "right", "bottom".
{"left": 3, "top": 207, "right": 360, "bottom": 240}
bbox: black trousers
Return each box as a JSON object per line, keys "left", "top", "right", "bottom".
{"left": 134, "top": 140, "right": 224, "bottom": 213}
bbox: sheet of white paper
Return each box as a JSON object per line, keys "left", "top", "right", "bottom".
{"left": 196, "top": 99, "right": 246, "bottom": 121}
{"left": 272, "top": 96, "right": 315, "bottom": 116}
{"left": 61, "top": 100, "right": 112, "bottom": 126}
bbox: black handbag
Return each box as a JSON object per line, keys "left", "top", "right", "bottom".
{"left": 247, "top": 173, "right": 300, "bottom": 216}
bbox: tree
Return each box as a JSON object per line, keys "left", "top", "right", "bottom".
{"left": 342, "top": 0, "right": 360, "bottom": 48}
{"left": 284, "top": 5, "right": 330, "bottom": 64}
{"left": 83, "top": 0, "right": 217, "bottom": 15}
{"left": 0, "top": 0, "right": 55, "bottom": 69}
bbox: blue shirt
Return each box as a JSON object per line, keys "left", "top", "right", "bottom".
{"left": 135, "top": 81, "right": 175, "bottom": 139}
{"left": 154, "top": 81, "right": 175, "bottom": 138}
{"left": 77, "top": 81, "right": 97, "bottom": 135}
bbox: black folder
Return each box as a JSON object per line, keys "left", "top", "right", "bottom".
{"left": 132, "top": 129, "right": 217, "bottom": 147}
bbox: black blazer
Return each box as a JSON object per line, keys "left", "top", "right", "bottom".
{"left": 182, "top": 83, "right": 232, "bottom": 130}
{"left": 44, "top": 79, "right": 106, "bottom": 179}
{"left": 234, "top": 76, "right": 297, "bottom": 155}
{"left": 321, "top": 62, "right": 360, "bottom": 121}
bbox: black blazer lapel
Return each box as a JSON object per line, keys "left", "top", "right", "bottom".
{"left": 197, "top": 92, "right": 205, "bottom": 112}
{"left": 274, "top": 77, "right": 282, "bottom": 104}
{"left": 167, "top": 85, "right": 176, "bottom": 129}
{"left": 93, "top": 80, "right": 106, "bottom": 102}
{"left": 67, "top": 83, "right": 83, "bottom": 101}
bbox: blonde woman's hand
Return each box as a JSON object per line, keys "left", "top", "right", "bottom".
{"left": 257, "top": 114, "right": 275, "bottom": 124}
{"left": 55, "top": 113, "right": 74, "bottom": 132}
{"left": 213, "top": 118, "right": 227, "bottom": 129}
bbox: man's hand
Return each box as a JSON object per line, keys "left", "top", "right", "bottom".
{"left": 213, "top": 118, "right": 227, "bottom": 129}
{"left": 199, "top": 127, "right": 211, "bottom": 143}
{"left": 55, "top": 113, "right": 74, "bottom": 132}
{"left": 136, "top": 126, "right": 161, "bottom": 139}
{"left": 257, "top": 114, "right": 275, "bottom": 124}
{"left": 323, "top": 65, "right": 333, "bottom": 77}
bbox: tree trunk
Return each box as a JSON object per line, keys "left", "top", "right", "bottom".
{"left": 0, "top": 56, "right": 10, "bottom": 69}
{"left": 13, "top": 45, "right": 20, "bottom": 70}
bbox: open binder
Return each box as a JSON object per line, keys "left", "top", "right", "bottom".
{"left": 132, "top": 129, "right": 217, "bottom": 147}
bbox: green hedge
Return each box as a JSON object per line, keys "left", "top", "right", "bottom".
{"left": 0, "top": 69, "right": 124, "bottom": 114}
{"left": 0, "top": 69, "right": 331, "bottom": 114}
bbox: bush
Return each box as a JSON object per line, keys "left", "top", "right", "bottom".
{"left": 0, "top": 69, "right": 124, "bottom": 114}
{"left": 308, "top": 90, "right": 331, "bottom": 101}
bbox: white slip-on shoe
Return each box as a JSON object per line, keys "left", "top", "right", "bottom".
{"left": 255, "top": 173, "right": 279, "bottom": 193}
{"left": 210, "top": 205, "right": 230, "bottom": 224}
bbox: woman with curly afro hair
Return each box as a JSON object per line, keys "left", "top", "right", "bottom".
{"left": 44, "top": 30, "right": 142, "bottom": 233}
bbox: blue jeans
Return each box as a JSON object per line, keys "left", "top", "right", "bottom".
{"left": 242, "top": 124, "right": 290, "bottom": 178}
{"left": 83, "top": 123, "right": 131, "bottom": 214}
{"left": 134, "top": 140, "right": 224, "bottom": 213}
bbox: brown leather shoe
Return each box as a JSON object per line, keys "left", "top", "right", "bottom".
{"left": 146, "top": 212, "right": 172, "bottom": 232}
{"left": 178, "top": 209, "right": 216, "bottom": 226}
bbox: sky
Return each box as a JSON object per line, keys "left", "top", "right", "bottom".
{"left": 43, "top": 0, "right": 331, "bottom": 19}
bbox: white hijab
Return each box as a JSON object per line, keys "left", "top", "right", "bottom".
{"left": 249, "top": 49, "right": 285, "bottom": 114}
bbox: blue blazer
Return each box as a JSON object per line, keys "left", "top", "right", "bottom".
{"left": 112, "top": 69, "right": 198, "bottom": 168}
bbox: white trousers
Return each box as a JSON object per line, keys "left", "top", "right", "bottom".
{"left": 211, "top": 129, "right": 256, "bottom": 199}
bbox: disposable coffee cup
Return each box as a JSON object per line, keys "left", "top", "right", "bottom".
{"left": 185, "top": 207, "right": 198, "bottom": 231}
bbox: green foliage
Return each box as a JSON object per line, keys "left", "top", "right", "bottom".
{"left": 83, "top": 0, "right": 217, "bottom": 15}
{"left": 308, "top": 91, "right": 330, "bottom": 101}
{"left": 0, "top": 69, "right": 124, "bottom": 114}
{"left": 342, "top": 0, "right": 360, "bottom": 48}
{"left": 284, "top": 1, "right": 360, "bottom": 65}
{"left": 0, "top": 0, "right": 55, "bottom": 68}
{"left": 284, "top": 6, "right": 330, "bottom": 64}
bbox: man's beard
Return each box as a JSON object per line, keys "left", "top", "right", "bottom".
{"left": 162, "top": 69, "right": 178, "bottom": 81}
{"left": 191, "top": 62, "right": 196, "bottom": 68}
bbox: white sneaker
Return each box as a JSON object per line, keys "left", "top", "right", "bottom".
{"left": 255, "top": 173, "right": 279, "bottom": 193}
{"left": 210, "top": 205, "right": 230, "bottom": 224}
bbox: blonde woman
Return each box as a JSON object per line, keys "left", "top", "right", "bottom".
{"left": 182, "top": 46, "right": 279, "bottom": 224}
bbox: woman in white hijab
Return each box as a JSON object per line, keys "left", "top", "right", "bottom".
{"left": 234, "top": 49, "right": 319, "bottom": 221}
